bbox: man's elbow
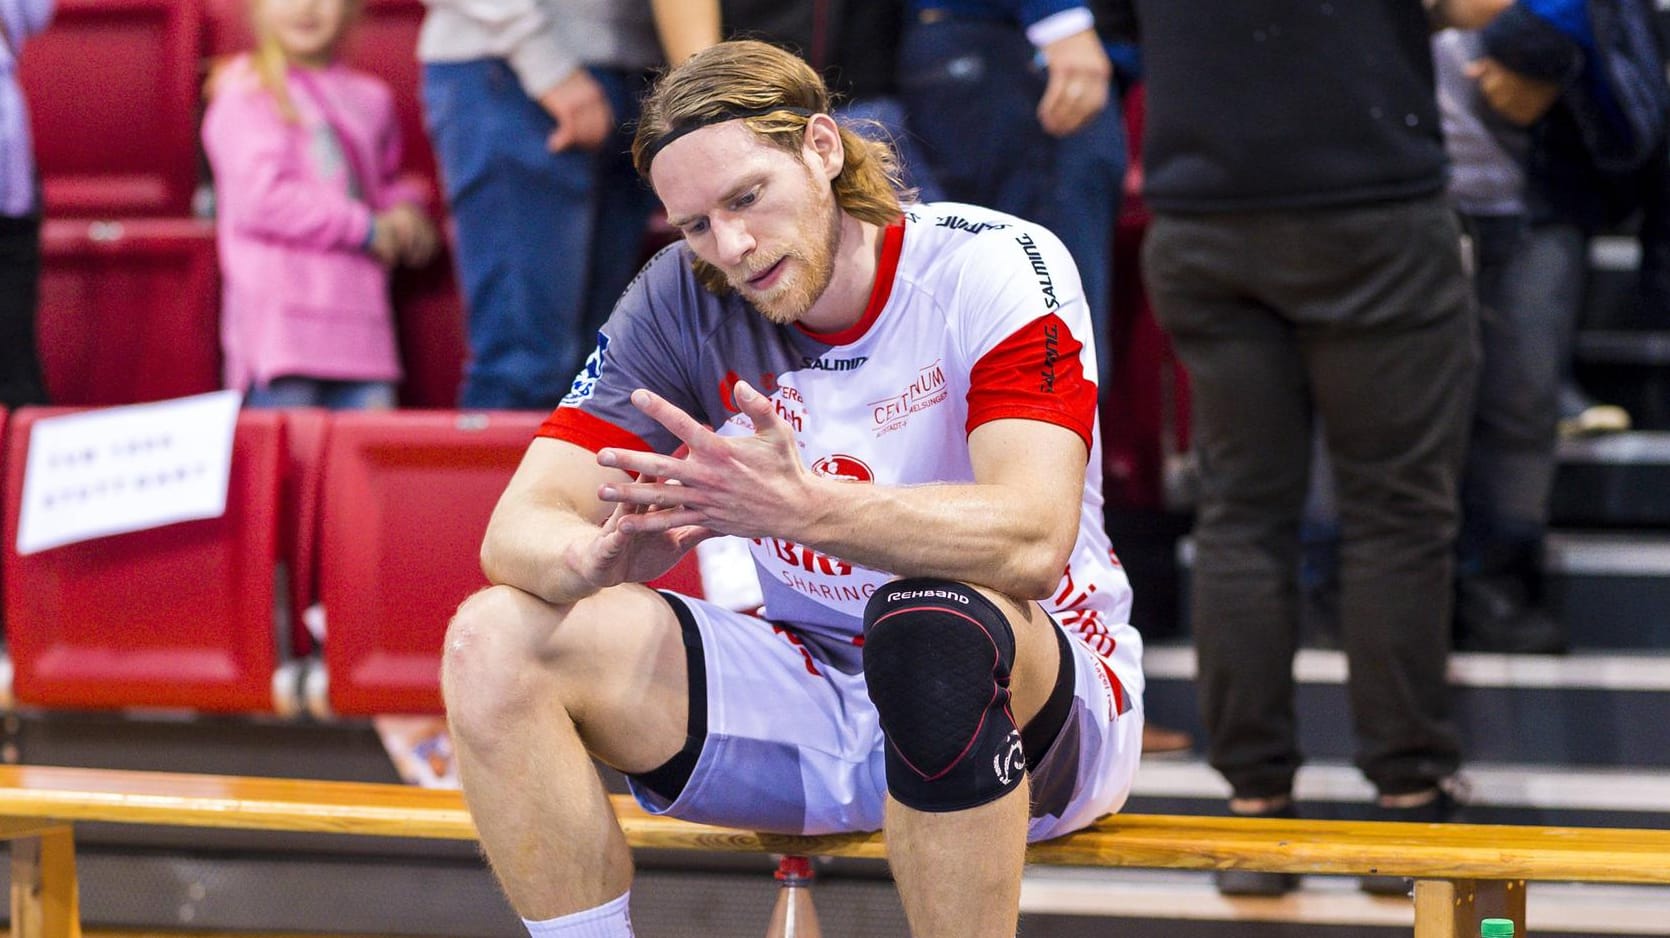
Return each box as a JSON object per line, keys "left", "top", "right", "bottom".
{"left": 478, "top": 518, "right": 519, "bottom": 587}
{"left": 478, "top": 537, "right": 507, "bottom": 586}
{"left": 1010, "top": 533, "right": 1076, "bottom": 601}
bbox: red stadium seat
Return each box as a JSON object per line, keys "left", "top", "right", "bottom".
{"left": 1, "top": 407, "right": 288, "bottom": 713}
{"left": 343, "top": 0, "right": 436, "bottom": 185}
{"left": 316, "top": 410, "right": 541, "bottom": 715}
{"left": 37, "top": 218, "right": 221, "bottom": 407}
{"left": 1101, "top": 84, "right": 1192, "bottom": 511}
{"left": 279, "top": 408, "right": 331, "bottom": 657}
{"left": 315, "top": 412, "right": 706, "bottom": 715}
{"left": 19, "top": 0, "right": 204, "bottom": 217}
{"left": 392, "top": 243, "right": 466, "bottom": 409}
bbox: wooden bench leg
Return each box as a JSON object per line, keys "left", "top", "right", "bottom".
{"left": 765, "top": 855, "right": 820, "bottom": 938}
{"left": 1414, "top": 878, "right": 1527, "bottom": 938}
{"left": 10, "top": 828, "right": 81, "bottom": 938}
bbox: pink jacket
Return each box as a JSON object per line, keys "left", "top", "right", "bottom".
{"left": 202, "top": 55, "right": 428, "bottom": 390}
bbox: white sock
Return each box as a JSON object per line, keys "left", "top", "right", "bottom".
{"left": 522, "top": 890, "right": 634, "bottom": 938}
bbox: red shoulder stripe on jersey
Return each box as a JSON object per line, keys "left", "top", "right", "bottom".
{"left": 796, "top": 218, "right": 906, "bottom": 346}
{"left": 537, "top": 407, "right": 653, "bottom": 454}
{"left": 966, "top": 313, "right": 1096, "bottom": 454}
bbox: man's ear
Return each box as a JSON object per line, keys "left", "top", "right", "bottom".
{"left": 803, "top": 113, "right": 845, "bottom": 181}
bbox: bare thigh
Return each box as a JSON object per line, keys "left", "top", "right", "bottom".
{"left": 970, "top": 587, "right": 1062, "bottom": 730}
{"left": 448, "top": 583, "right": 692, "bottom": 774}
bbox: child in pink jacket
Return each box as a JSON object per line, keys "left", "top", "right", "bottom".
{"left": 203, "top": 0, "right": 437, "bottom": 409}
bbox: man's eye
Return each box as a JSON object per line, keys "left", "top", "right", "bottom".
{"left": 686, "top": 219, "right": 709, "bottom": 235}
{"left": 734, "top": 190, "right": 759, "bottom": 209}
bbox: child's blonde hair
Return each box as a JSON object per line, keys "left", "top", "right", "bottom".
{"left": 222, "top": 0, "right": 362, "bottom": 121}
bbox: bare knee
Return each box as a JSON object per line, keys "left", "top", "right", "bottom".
{"left": 442, "top": 585, "right": 571, "bottom": 749}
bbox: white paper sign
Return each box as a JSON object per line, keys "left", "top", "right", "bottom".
{"left": 16, "top": 391, "right": 243, "bottom": 555}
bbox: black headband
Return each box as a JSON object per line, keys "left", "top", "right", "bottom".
{"left": 642, "top": 105, "right": 816, "bottom": 167}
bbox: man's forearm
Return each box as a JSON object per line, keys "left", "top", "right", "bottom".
{"left": 1427, "top": 0, "right": 1514, "bottom": 31}
{"left": 651, "top": 0, "right": 720, "bottom": 64}
{"left": 792, "top": 479, "right": 1078, "bottom": 602}
{"left": 480, "top": 507, "right": 605, "bottom": 607}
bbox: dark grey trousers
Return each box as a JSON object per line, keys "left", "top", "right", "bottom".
{"left": 1143, "top": 195, "right": 1476, "bottom": 799}
{"left": 0, "top": 212, "right": 47, "bottom": 408}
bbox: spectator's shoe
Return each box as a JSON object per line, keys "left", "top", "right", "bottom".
{"left": 1360, "top": 788, "right": 1457, "bottom": 895}
{"left": 1140, "top": 723, "right": 1194, "bottom": 757}
{"left": 1558, "top": 385, "right": 1631, "bottom": 439}
{"left": 1454, "top": 575, "right": 1568, "bottom": 655}
{"left": 1215, "top": 800, "right": 1300, "bottom": 896}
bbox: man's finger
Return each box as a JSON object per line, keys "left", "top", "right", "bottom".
{"left": 732, "top": 380, "right": 786, "bottom": 436}
{"left": 598, "top": 447, "right": 687, "bottom": 482}
{"left": 631, "top": 388, "right": 716, "bottom": 448}
{"left": 618, "top": 507, "right": 707, "bottom": 535}
{"left": 601, "top": 479, "right": 712, "bottom": 511}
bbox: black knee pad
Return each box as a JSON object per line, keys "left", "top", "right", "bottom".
{"left": 862, "top": 579, "right": 1024, "bottom": 813}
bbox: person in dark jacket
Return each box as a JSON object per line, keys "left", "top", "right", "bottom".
{"left": 1445, "top": 0, "right": 1669, "bottom": 652}
{"left": 1132, "top": 0, "right": 1501, "bottom": 897}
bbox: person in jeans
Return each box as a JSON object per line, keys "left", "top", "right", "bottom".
{"left": 417, "top": 0, "right": 662, "bottom": 410}
{"left": 1441, "top": 0, "right": 1668, "bottom": 653}
{"left": 1134, "top": 0, "right": 1504, "bottom": 896}
{"left": 898, "top": 0, "right": 1128, "bottom": 392}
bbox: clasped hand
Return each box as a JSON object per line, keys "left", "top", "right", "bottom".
{"left": 596, "top": 380, "right": 813, "bottom": 542}
{"left": 569, "top": 381, "right": 813, "bottom": 592}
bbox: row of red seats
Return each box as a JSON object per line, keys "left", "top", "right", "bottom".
{"left": 24, "top": 0, "right": 467, "bottom": 410}
{"left": 0, "top": 406, "right": 703, "bottom": 718}
{"left": 21, "top": 0, "right": 433, "bottom": 219}
{"left": 37, "top": 217, "right": 465, "bottom": 410}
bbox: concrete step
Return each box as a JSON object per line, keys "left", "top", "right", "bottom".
{"left": 1551, "top": 432, "right": 1670, "bottom": 527}
{"left": 1142, "top": 643, "right": 1670, "bottom": 771}
{"left": 1166, "top": 531, "right": 1670, "bottom": 652}
{"left": 1127, "top": 753, "right": 1670, "bottom": 828}
{"left": 1021, "top": 867, "right": 1670, "bottom": 937}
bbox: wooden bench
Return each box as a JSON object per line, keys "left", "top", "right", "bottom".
{"left": 0, "top": 764, "right": 1667, "bottom": 938}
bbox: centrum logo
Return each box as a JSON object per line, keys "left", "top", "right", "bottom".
{"left": 868, "top": 361, "right": 948, "bottom": 432}
{"left": 810, "top": 454, "right": 874, "bottom": 482}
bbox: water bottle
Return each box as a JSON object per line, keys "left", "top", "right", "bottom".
{"left": 1481, "top": 918, "right": 1515, "bottom": 938}
{"left": 764, "top": 854, "right": 822, "bottom": 938}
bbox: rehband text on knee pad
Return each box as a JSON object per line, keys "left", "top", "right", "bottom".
{"left": 862, "top": 579, "right": 1025, "bottom": 812}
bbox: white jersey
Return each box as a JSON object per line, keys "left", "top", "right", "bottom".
{"left": 542, "top": 202, "right": 1139, "bottom": 711}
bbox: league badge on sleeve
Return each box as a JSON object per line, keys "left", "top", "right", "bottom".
{"left": 561, "top": 332, "right": 610, "bottom": 407}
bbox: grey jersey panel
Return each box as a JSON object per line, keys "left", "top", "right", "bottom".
{"left": 564, "top": 242, "right": 833, "bottom": 452}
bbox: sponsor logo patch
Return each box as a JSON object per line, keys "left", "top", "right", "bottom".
{"left": 868, "top": 361, "right": 948, "bottom": 435}
{"left": 560, "top": 332, "right": 609, "bottom": 407}
{"left": 810, "top": 454, "right": 874, "bottom": 482}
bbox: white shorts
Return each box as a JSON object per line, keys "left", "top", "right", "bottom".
{"left": 627, "top": 594, "right": 1145, "bottom": 841}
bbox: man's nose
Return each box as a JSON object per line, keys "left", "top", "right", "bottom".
{"left": 712, "top": 215, "right": 755, "bottom": 266}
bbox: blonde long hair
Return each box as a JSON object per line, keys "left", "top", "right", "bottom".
{"left": 633, "top": 40, "right": 910, "bottom": 292}
{"left": 229, "top": 0, "right": 361, "bottom": 122}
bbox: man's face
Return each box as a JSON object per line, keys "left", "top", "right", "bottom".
{"left": 651, "top": 120, "right": 843, "bottom": 326}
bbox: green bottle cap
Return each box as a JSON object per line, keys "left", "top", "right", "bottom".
{"left": 1481, "top": 918, "right": 1515, "bottom": 938}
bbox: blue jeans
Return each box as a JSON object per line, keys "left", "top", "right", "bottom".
{"left": 838, "top": 95, "right": 946, "bottom": 204}
{"left": 423, "top": 61, "right": 658, "bottom": 410}
{"left": 899, "top": 18, "right": 1125, "bottom": 388}
{"left": 1459, "top": 216, "right": 1585, "bottom": 567}
{"left": 245, "top": 376, "right": 397, "bottom": 410}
